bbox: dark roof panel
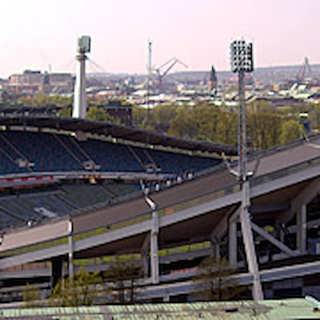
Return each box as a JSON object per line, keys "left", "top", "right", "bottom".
{"left": 0, "top": 116, "right": 236, "bottom": 155}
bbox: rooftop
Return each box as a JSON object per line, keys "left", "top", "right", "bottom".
{"left": 1, "top": 298, "right": 319, "bottom": 319}
{"left": 0, "top": 115, "right": 236, "bottom": 156}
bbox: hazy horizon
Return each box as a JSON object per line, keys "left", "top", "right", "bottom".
{"left": 0, "top": 0, "right": 318, "bottom": 77}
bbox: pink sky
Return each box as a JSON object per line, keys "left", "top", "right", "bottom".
{"left": 0, "top": 0, "right": 318, "bottom": 76}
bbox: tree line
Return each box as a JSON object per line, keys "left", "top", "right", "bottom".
{"left": 16, "top": 93, "right": 320, "bottom": 150}
{"left": 23, "top": 256, "right": 245, "bottom": 306}
{"left": 132, "top": 102, "right": 307, "bottom": 150}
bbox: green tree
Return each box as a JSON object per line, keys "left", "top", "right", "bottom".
{"left": 193, "top": 257, "right": 245, "bottom": 301}
{"left": 168, "top": 106, "right": 198, "bottom": 139}
{"left": 86, "top": 106, "right": 115, "bottom": 122}
{"left": 18, "top": 93, "right": 72, "bottom": 108}
{"left": 132, "top": 106, "right": 149, "bottom": 129}
{"left": 57, "top": 107, "right": 72, "bottom": 118}
{"left": 279, "top": 119, "right": 303, "bottom": 145}
{"left": 50, "top": 268, "right": 104, "bottom": 307}
{"left": 248, "top": 112, "right": 283, "bottom": 149}
{"left": 22, "top": 283, "right": 41, "bottom": 307}
{"left": 215, "top": 111, "right": 237, "bottom": 145}
{"left": 133, "top": 104, "right": 178, "bottom": 132}
{"left": 103, "top": 258, "right": 142, "bottom": 304}
{"left": 131, "top": 101, "right": 310, "bottom": 150}
{"left": 193, "top": 105, "right": 219, "bottom": 142}
{"left": 152, "top": 104, "right": 178, "bottom": 133}
{"left": 309, "top": 104, "right": 320, "bottom": 131}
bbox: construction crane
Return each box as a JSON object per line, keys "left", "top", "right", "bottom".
{"left": 296, "top": 57, "right": 313, "bottom": 84}
{"left": 154, "top": 57, "right": 188, "bottom": 89}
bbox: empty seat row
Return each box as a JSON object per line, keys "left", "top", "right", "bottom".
{"left": 0, "top": 131, "right": 221, "bottom": 176}
{"left": 0, "top": 182, "right": 140, "bottom": 230}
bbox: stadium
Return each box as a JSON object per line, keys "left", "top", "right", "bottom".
{"left": 1, "top": 36, "right": 320, "bottom": 308}
{"left": 0, "top": 113, "right": 319, "bottom": 304}
{"left": 0, "top": 114, "right": 235, "bottom": 303}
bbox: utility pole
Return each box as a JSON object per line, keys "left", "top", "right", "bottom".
{"left": 230, "top": 40, "right": 264, "bottom": 301}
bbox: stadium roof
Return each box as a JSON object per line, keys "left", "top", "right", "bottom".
{"left": 1, "top": 298, "right": 320, "bottom": 319}
{"left": 0, "top": 115, "right": 236, "bottom": 156}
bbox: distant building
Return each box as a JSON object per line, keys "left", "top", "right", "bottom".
{"left": 208, "top": 66, "right": 218, "bottom": 94}
{"left": 47, "top": 73, "right": 74, "bottom": 93}
{"left": 6, "top": 70, "right": 74, "bottom": 95}
{"left": 103, "top": 104, "right": 133, "bottom": 126}
{"left": 255, "top": 96, "right": 306, "bottom": 107}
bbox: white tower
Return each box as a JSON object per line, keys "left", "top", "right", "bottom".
{"left": 73, "top": 35, "right": 91, "bottom": 119}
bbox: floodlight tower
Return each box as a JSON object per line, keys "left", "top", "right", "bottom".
{"left": 72, "top": 35, "right": 91, "bottom": 119}
{"left": 230, "top": 40, "right": 264, "bottom": 301}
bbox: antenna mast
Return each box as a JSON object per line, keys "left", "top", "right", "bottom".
{"left": 147, "top": 40, "right": 152, "bottom": 117}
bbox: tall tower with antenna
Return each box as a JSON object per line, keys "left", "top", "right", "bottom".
{"left": 147, "top": 40, "right": 153, "bottom": 101}
{"left": 73, "top": 35, "right": 91, "bottom": 119}
{"left": 208, "top": 65, "right": 218, "bottom": 93}
{"left": 148, "top": 40, "right": 153, "bottom": 81}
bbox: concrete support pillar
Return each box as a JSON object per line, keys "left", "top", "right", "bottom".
{"left": 279, "top": 227, "right": 285, "bottom": 244}
{"left": 51, "top": 258, "right": 63, "bottom": 290}
{"left": 210, "top": 232, "right": 220, "bottom": 261}
{"left": 211, "top": 241, "right": 221, "bottom": 262}
{"left": 214, "top": 243, "right": 220, "bottom": 261}
{"left": 73, "top": 51, "right": 88, "bottom": 119}
{"left": 228, "top": 220, "right": 238, "bottom": 267}
{"left": 297, "top": 204, "right": 307, "bottom": 254}
{"left": 142, "top": 252, "right": 149, "bottom": 278}
{"left": 68, "top": 220, "right": 74, "bottom": 279}
{"left": 150, "top": 211, "right": 159, "bottom": 284}
{"left": 141, "top": 234, "right": 150, "bottom": 278}
{"left": 240, "top": 181, "right": 264, "bottom": 301}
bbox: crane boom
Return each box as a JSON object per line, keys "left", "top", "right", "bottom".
{"left": 155, "top": 58, "right": 188, "bottom": 84}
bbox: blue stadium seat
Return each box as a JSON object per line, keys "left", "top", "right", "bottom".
{"left": 0, "top": 131, "right": 221, "bottom": 176}
{"left": 0, "top": 182, "right": 141, "bottom": 230}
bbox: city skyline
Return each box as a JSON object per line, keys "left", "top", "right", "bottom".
{"left": 0, "top": 0, "right": 318, "bottom": 77}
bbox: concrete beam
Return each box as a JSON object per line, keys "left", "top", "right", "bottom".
{"left": 251, "top": 203, "right": 289, "bottom": 214}
{"left": 0, "top": 220, "right": 151, "bottom": 270}
{"left": 211, "top": 206, "right": 239, "bottom": 241}
{"left": 0, "top": 244, "right": 68, "bottom": 270}
{"left": 281, "top": 179, "right": 320, "bottom": 223}
{"left": 297, "top": 204, "right": 307, "bottom": 254}
{"left": 2, "top": 163, "right": 320, "bottom": 271}
{"left": 67, "top": 221, "right": 74, "bottom": 279}
{"left": 141, "top": 234, "right": 150, "bottom": 278}
{"left": 228, "top": 220, "right": 237, "bottom": 267}
{"left": 138, "top": 259, "right": 320, "bottom": 299}
{"left": 151, "top": 211, "right": 159, "bottom": 284}
{"left": 251, "top": 222, "right": 297, "bottom": 257}
{"left": 251, "top": 164, "right": 320, "bottom": 200}
{"left": 0, "top": 220, "right": 69, "bottom": 253}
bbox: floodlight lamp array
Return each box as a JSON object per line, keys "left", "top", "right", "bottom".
{"left": 77, "top": 35, "right": 91, "bottom": 54}
{"left": 230, "top": 40, "right": 254, "bottom": 73}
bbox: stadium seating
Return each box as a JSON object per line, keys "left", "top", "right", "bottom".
{"left": 0, "top": 181, "right": 140, "bottom": 230}
{"left": 0, "top": 131, "right": 221, "bottom": 176}
{"left": 0, "top": 130, "right": 223, "bottom": 230}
